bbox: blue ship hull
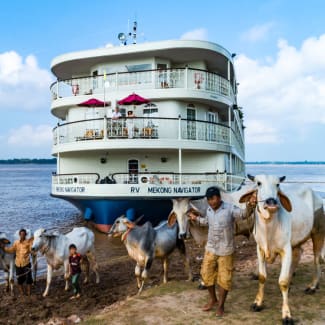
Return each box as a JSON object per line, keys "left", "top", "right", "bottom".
{"left": 55, "top": 196, "right": 173, "bottom": 232}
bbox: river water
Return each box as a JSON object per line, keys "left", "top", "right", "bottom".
{"left": 0, "top": 163, "right": 324, "bottom": 281}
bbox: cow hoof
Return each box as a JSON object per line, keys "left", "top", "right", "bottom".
{"left": 250, "top": 273, "right": 259, "bottom": 281}
{"left": 198, "top": 284, "right": 207, "bottom": 290}
{"left": 304, "top": 287, "right": 316, "bottom": 294}
{"left": 282, "top": 317, "right": 294, "bottom": 325}
{"left": 250, "top": 303, "right": 263, "bottom": 312}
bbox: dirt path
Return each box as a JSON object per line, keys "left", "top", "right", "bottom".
{"left": 0, "top": 225, "right": 324, "bottom": 325}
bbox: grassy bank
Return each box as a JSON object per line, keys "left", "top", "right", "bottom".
{"left": 83, "top": 263, "right": 325, "bottom": 325}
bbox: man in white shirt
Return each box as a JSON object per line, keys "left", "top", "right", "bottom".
{"left": 188, "top": 186, "right": 256, "bottom": 317}
{"left": 112, "top": 107, "right": 122, "bottom": 119}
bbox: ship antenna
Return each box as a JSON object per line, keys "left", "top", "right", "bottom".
{"left": 132, "top": 21, "right": 137, "bottom": 44}
{"left": 118, "top": 20, "right": 137, "bottom": 46}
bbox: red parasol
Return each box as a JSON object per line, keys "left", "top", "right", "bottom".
{"left": 78, "top": 98, "right": 110, "bottom": 107}
{"left": 117, "top": 93, "right": 150, "bottom": 105}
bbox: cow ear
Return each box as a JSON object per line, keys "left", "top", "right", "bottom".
{"left": 0, "top": 238, "right": 10, "bottom": 245}
{"left": 279, "top": 176, "right": 286, "bottom": 183}
{"left": 278, "top": 190, "right": 292, "bottom": 212}
{"left": 239, "top": 190, "right": 257, "bottom": 204}
{"left": 167, "top": 212, "right": 177, "bottom": 227}
{"left": 247, "top": 174, "right": 255, "bottom": 182}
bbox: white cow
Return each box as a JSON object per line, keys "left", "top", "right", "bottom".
{"left": 239, "top": 174, "right": 325, "bottom": 325}
{"left": 0, "top": 232, "right": 15, "bottom": 294}
{"left": 170, "top": 184, "right": 256, "bottom": 245}
{"left": 32, "top": 227, "right": 100, "bottom": 297}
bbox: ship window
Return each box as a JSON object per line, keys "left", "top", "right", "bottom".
{"left": 126, "top": 64, "right": 152, "bottom": 72}
{"left": 143, "top": 103, "right": 158, "bottom": 115}
{"left": 128, "top": 159, "right": 139, "bottom": 184}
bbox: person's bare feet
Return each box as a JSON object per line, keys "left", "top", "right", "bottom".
{"left": 216, "top": 307, "right": 224, "bottom": 317}
{"left": 202, "top": 300, "right": 218, "bottom": 311}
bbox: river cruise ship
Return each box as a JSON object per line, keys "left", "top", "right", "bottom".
{"left": 50, "top": 37, "right": 245, "bottom": 232}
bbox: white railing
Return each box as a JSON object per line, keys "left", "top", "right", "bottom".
{"left": 52, "top": 172, "right": 245, "bottom": 190}
{"left": 53, "top": 117, "right": 245, "bottom": 155}
{"left": 52, "top": 173, "right": 100, "bottom": 185}
{"left": 50, "top": 68, "right": 233, "bottom": 100}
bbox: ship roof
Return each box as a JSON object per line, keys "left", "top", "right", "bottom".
{"left": 51, "top": 39, "right": 234, "bottom": 79}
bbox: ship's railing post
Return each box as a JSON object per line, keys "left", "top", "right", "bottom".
{"left": 56, "top": 80, "right": 59, "bottom": 99}
{"left": 178, "top": 115, "right": 181, "bottom": 140}
{"left": 57, "top": 123, "right": 60, "bottom": 145}
{"left": 103, "top": 116, "right": 107, "bottom": 140}
{"left": 115, "top": 72, "right": 119, "bottom": 89}
{"left": 185, "top": 66, "right": 188, "bottom": 89}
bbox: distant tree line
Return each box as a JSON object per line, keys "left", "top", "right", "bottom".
{"left": 246, "top": 161, "right": 325, "bottom": 165}
{"left": 0, "top": 158, "right": 57, "bottom": 164}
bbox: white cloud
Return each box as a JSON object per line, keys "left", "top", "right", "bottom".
{"left": 241, "top": 22, "right": 274, "bottom": 42}
{"left": 245, "top": 120, "right": 280, "bottom": 144}
{"left": 235, "top": 34, "right": 325, "bottom": 145}
{"left": 0, "top": 51, "right": 52, "bottom": 110}
{"left": 105, "top": 43, "right": 114, "bottom": 48}
{"left": 7, "top": 124, "right": 52, "bottom": 147}
{"left": 180, "top": 28, "right": 208, "bottom": 41}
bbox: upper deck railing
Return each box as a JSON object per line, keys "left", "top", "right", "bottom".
{"left": 50, "top": 68, "right": 234, "bottom": 101}
{"left": 53, "top": 117, "right": 245, "bottom": 158}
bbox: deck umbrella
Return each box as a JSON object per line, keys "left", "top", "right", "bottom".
{"left": 117, "top": 93, "right": 150, "bottom": 106}
{"left": 78, "top": 98, "right": 110, "bottom": 107}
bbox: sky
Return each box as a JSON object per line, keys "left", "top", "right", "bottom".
{"left": 0, "top": 0, "right": 324, "bottom": 161}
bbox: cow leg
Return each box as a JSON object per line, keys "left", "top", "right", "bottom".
{"left": 290, "top": 246, "right": 302, "bottom": 281}
{"left": 4, "top": 271, "right": 9, "bottom": 293}
{"left": 64, "top": 260, "right": 70, "bottom": 291}
{"left": 279, "top": 246, "right": 293, "bottom": 324}
{"left": 9, "top": 262, "right": 15, "bottom": 296}
{"left": 162, "top": 257, "right": 169, "bottom": 284}
{"left": 86, "top": 251, "right": 100, "bottom": 284}
{"left": 251, "top": 245, "right": 266, "bottom": 312}
{"left": 135, "top": 263, "right": 142, "bottom": 289}
{"left": 138, "top": 256, "right": 153, "bottom": 295}
{"left": 31, "top": 253, "right": 38, "bottom": 285}
{"left": 305, "top": 233, "right": 325, "bottom": 294}
{"left": 177, "top": 238, "right": 193, "bottom": 281}
{"left": 43, "top": 264, "right": 53, "bottom": 297}
{"left": 81, "top": 255, "right": 90, "bottom": 284}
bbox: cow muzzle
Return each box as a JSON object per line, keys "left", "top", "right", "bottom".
{"left": 178, "top": 232, "right": 186, "bottom": 240}
{"left": 263, "top": 198, "right": 279, "bottom": 213}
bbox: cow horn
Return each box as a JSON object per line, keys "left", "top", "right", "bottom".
{"left": 247, "top": 174, "right": 255, "bottom": 182}
{"left": 279, "top": 176, "right": 286, "bottom": 183}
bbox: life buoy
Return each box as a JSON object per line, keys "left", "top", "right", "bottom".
{"left": 159, "top": 177, "right": 173, "bottom": 184}
{"left": 141, "top": 176, "right": 148, "bottom": 184}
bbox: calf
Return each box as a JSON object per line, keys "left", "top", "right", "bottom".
{"left": 0, "top": 232, "right": 14, "bottom": 294}
{"left": 31, "top": 227, "right": 100, "bottom": 297}
{"left": 109, "top": 216, "right": 192, "bottom": 294}
{"left": 239, "top": 175, "right": 325, "bottom": 324}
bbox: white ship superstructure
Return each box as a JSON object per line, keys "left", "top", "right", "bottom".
{"left": 50, "top": 38, "right": 245, "bottom": 231}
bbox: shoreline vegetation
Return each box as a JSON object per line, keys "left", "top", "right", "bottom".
{"left": 0, "top": 158, "right": 324, "bottom": 165}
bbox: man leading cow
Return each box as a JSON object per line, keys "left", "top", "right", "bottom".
{"left": 0, "top": 229, "right": 34, "bottom": 296}
{"left": 188, "top": 186, "right": 257, "bottom": 318}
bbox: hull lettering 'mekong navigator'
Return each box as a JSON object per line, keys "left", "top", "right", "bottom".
{"left": 49, "top": 34, "right": 246, "bottom": 232}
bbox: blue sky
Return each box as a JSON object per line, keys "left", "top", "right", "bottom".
{"left": 0, "top": 0, "right": 324, "bottom": 161}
